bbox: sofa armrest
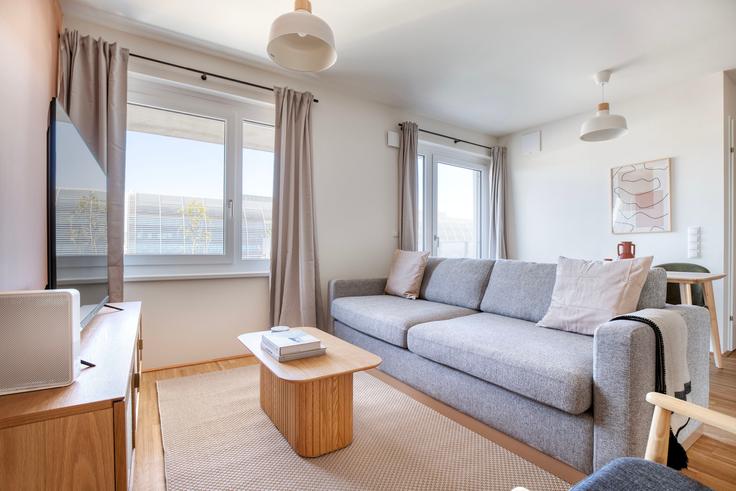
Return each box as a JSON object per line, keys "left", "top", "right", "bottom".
{"left": 592, "top": 305, "right": 711, "bottom": 470}
{"left": 328, "top": 278, "right": 387, "bottom": 303}
{"left": 327, "top": 278, "right": 387, "bottom": 334}
{"left": 593, "top": 315, "right": 655, "bottom": 470}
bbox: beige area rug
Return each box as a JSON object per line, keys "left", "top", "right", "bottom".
{"left": 157, "top": 365, "right": 569, "bottom": 491}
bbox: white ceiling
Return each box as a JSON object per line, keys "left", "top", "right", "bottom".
{"left": 61, "top": 0, "right": 736, "bottom": 136}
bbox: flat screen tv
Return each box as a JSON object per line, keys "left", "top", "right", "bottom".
{"left": 47, "top": 99, "right": 109, "bottom": 328}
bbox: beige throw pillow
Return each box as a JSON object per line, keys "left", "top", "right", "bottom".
{"left": 385, "top": 250, "right": 430, "bottom": 299}
{"left": 537, "top": 256, "right": 654, "bottom": 335}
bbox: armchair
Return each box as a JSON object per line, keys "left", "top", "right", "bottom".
{"left": 572, "top": 392, "right": 736, "bottom": 490}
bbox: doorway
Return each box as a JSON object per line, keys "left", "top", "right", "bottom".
{"left": 728, "top": 116, "right": 735, "bottom": 351}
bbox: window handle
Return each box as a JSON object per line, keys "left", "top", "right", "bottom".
{"left": 227, "top": 199, "right": 233, "bottom": 219}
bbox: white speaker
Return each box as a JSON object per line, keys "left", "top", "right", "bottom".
{"left": 0, "top": 289, "right": 81, "bottom": 395}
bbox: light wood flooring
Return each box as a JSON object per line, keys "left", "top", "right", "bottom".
{"left": 682, "top": 352, "right": 736, "bottom": 489}
{"left": 132, "top": 353, "right": 736, "bottom": 490}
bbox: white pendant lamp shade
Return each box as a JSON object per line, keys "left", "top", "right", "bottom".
{"left": 579, "top": 70, "right": 628, "bottom": 142}
{"left": 579, "top": 102, "right": 628, "bottom": 142}
{"left": 268, "top": 0, "right": 337, "bottom": 72}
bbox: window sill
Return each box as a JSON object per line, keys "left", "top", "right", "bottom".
{"left": 123, "top": 271, "right": 269, "bottom": 283}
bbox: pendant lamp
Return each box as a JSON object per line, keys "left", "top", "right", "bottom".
{"left": 267, "top": 0, "right": 337, "bottom": 72}
{"left": 580, "top": 70, "right": 628, "bottom": 142}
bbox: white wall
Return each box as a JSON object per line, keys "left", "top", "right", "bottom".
{"left": 126, "top": 277, "right": 270, "bottom": 368}
{"left": 63, "top": 16, "right": 496, "bottom": 369}
{"left": 501, "top": 72, "right": 729, "bottom": 350}
{"left": 0, "top": 0, "right": 60, "bottom": 290}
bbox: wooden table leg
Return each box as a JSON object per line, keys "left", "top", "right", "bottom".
{"left": 259, "top": 363, "right": 353, "bottom": 457}
{"left": 701, "top": 281, "right": 724, "bottom": 369}
{"left": 679, "top": 283, "right": 693, "bottom": 305}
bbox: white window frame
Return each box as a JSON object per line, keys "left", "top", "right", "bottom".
{"left": 124, "top": 74, "right": 275, "bottom": 279}
{"left": 418, "top": 142, "right": 490, "bottom": 259}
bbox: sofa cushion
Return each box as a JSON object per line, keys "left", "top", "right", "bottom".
{"left": 385, "top": 249, "right": 430, "bottom": 299}
{"left": 480, "top": 260, "right": 557, "bottom": 322}
{"left": 538, "top": 256, "right": 653, "bottom": 335}
{"left": 407, "top": 313, "right": 594, "bottom": 414}
{"left": 481, "top": 260, "right": 667, "bottom": 322}
{"left": 637, "top": 267, "right": 667, "bottom": 310}
{"left": 420, "top": 258, "right": 495, "bottom": 309}
{"left": 331, "top": 295, "right": 476, "bottom": 348}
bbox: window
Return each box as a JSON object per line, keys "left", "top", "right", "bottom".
{"left": 242, "top": 121, "right": 275, "bottom": 260}
{"left": 124, "top": 75, "right": 275, "bottom": 278}
{"left": 125, "top": 104, "right": 226, "bottom": 256}
{"left": 417, "top": 146, "right": 489, "bottom": 259}
{"left": 417, "top": 155, "right": 425, "bottom": 251}
{"left": 436, "top": 162, "right": 481, "bottom": 258}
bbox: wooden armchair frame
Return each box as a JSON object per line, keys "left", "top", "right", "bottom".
{"left": 645, "top": 392, "right": 736, "bottom": 464}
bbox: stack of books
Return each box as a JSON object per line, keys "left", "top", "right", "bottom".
{"left": 261, "top": 329, "right": 326, "bottom": 362}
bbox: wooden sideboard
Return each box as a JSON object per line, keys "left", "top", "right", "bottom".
{"left": 0, "top": 302, "right": 142, "bottom": 490}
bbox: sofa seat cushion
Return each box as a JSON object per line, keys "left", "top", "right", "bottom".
{"left": 331, "top": 295, "right": 476, "bottom": 348}
{"left": 407, "top": 313, "right": 594, "bottom": 414}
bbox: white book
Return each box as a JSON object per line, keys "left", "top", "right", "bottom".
{"left": 260, "top": 341, "right": 326, "bottom": 362}
{"left": 261, "top": 329, "right": 321, "bottom": 355}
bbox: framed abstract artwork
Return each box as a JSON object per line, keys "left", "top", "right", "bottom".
{"left": 610, "top": 158, "right": 671, "bottom": 234}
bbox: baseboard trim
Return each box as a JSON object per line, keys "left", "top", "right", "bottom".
{"left": 367, "top": 368, "right": 587, "bottom": 485}
{"left": 682, "top": 423, "right": 704, "bottom": 450}
{"left": 143, "top": 354, "right": 254, "bottom": 373}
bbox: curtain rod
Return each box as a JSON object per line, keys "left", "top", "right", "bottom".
{"left": 129, "top": 53, "right": 320, "bottom": 103}
{"left": 399, "top": 123, "right": 493, "bottom": 151}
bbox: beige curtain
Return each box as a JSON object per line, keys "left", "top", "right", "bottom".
{"left": 398, "top": 122, "right": 419, "bottom": 250}
{"left": 58, "top": 30, "right": 128, "bottom": 302}
{"left": 489, "top": 146, "right": 508, "bottom": 259}
{"left": 270, "top": 87, "right": 322, "bottom": 328}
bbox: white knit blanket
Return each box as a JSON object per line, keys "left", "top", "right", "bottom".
{"left": 637, "top": 309, "right": 690, "bottom": 397}
{"left": 634, "top": 308, "right": 691, "bottom": 430}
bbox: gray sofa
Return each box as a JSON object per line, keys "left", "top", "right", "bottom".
{"left": 328, "top": 258, "right": 710, "bottom": 474}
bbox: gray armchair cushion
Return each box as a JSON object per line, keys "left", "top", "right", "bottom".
{"left": 571, "top": 457, "right": 710, "bottom": 490}
{"left": 419, "top": 258, "right": 495, "bottom": 310}
{"left": 407, "top": 312, "right": 594, "bottom": 414}
{"left": 330, "top": 295, "right": 475, "bottom": 348}
{"left": 480, "top": 260, "right": 557, "bottom": 322}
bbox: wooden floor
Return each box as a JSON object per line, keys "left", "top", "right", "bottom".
{"left": 133, "top": 353, "right": 736, "bottom": 490}
{"left": 133, "top": 356, "right": 259, "bottom": 491}
{"left": 682, "top": 352, "right": 736, "bottom": 489}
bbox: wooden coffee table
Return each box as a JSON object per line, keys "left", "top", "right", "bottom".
{"left": 238, "top": 327, "right": 381, "bottom": 457}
